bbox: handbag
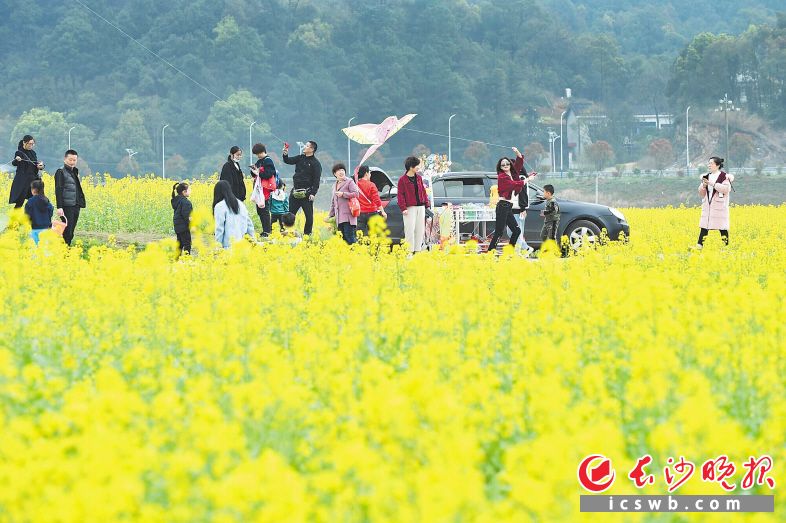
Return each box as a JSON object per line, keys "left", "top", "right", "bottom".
{"left": 51, "top": 216, "right": 67, "bottom": 236}
{"left": 260, "top": 175, "right": 276, "bottom": 192}
{"left": 348, "top": 196, "right": 361, "bottom": 217}
{"left": 250, "top": 176, "right": 265, "bottom": 207}
{"left": 292, "top": 188, "right": 308, "bottom": 199}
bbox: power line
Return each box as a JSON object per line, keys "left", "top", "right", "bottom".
{"left": 72, "top": 0, "right": 286, "bottom": 143}
{"left": 401, "top": 128, "right": 536, "bottom": 171}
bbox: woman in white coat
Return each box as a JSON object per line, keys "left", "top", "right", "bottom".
{"left": 213, "top": 180, "right": 255, "bottom": 249}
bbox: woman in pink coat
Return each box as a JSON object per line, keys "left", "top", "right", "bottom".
{"left": 695, "top": 156, "right": 733, "bottom": 249}
{"left": 325, "top": 163, "right": 360, "bottom": 244}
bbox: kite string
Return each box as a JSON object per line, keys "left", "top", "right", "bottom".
{"left": 402, "top": 128, "right": 514, "bottom": 149}
{"left": 72, "top": 0, "right": 286, "bottom": 143}
{"left": 401, "top": 128, "right": 537, "bottom": 171}
{"left": 74, "top": 0, "right": 535, "bottom": 162}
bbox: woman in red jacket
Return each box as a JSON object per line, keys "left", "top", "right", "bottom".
{"left": 356, "top": 165, "right": 387, "bottom": 235}
{"left": 488, "top": 147, "right": 527, "bottom": 252}
{"left": 397, "top": 156, "right": 430, "bottom": 253}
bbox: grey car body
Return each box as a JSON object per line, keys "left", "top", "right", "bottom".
{"left": 368, "top": 169, "right": 630, "bottom": 248}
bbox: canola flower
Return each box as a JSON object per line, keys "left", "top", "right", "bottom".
{"left": 0, "top": 173, "right": 785, "bottom": 522}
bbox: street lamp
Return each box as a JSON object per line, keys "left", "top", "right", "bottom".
{"left": 347, "top": 116, "right": 355, "bottom": 171}
{"left": 548, "top": 131, "right": 561, "bottom": 173}
{"left": 68, "top": 126, "right": 76, "bottom": 150}
{"left": 715, "top": 94, "right": 740, "bottom": 167}
{"left": 685, "top": 106, "right": 690, "bottom": 176}
{"left": 162, "top": 124, "right": 169, "bottom": 179}
{"left": 249, "top": 121, "right": 256, "bottom": 161}
{"left": 559, "top": 110, "right": 567, "bottom": 177}
{"left": 448, "top": 114, "right": 457, "bottom": 164}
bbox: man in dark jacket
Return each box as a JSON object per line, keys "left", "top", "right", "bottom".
{"left": 54, "top": 150, "right": 87, "bottom": 246}
{"left": 251, "top": 143, "right": 277, "bottom": 237}
{"left": 282, "top": 140, "right": 321, "bottom": 236}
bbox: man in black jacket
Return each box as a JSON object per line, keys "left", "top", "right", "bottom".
{"left": 282, "top": 140, "right": 321, "bottom": 236}
{"left": 54, "top": 150, "right": 87, "bottom": 246}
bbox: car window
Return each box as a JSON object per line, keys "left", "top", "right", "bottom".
{"left": 443, "top": 180, "right": 463, "bottom": 198}
{"left": 437, "top": 178, "right": 486, "bottom": 199}
{"left": 432, "top": 180, "right": 446, "bottom": 197}
{"left": 462, "top": 179, "right": 485, "bottom": 197}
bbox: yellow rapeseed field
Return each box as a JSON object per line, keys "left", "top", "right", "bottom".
{"left": 1, "top": 173, "right": 784, "bottom": 522}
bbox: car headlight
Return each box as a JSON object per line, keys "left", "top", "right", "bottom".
{"left": 608, "top": 207, "right": 626, "bottom": 221}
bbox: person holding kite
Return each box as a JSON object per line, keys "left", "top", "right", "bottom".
{"left": 487, "top": 147, "right": 527, "bottom": 253}
{"left": 10, "top": 135, "right": 44, "bottom": 208}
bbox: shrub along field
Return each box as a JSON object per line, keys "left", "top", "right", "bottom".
{"left": 1, "top": 174, "right": 784, "bottom": 521}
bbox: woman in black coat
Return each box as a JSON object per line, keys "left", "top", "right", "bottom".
{"left": 219, "top": 146, "right": 247, "bottom": 201}
{"left": 9, "top": 135, "right": 44, "bottom": 207}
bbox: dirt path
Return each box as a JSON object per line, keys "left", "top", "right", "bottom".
{"left": 79, "top": 231, "right": 168, "bottom": 247}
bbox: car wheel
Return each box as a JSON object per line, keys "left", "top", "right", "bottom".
{"left": 565, "top": 220, "right": 601, "bottom": 250}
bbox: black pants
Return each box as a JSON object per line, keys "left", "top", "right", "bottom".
{"left": 62, "top": 206, "right": 81, "bottom": 246}
{"left": 176, "top": 230, "right": 191, "bottom": 254}
{"left": 698, "top": 228, "right": 729, "bottom": 246}
{"left": 255, "top": 198, "right": 272, "bottom": 236}
{"left": 12, "top": 196, "right": 25, "bottom": 209}
{"left": 271, "top": 213, "right": 284, "bottom": 231}
{"left": 488, "top": 200, "right": 520, "bottom": 251}
{"left": 338, "top": 222, "right": 357, "bottom": 244}
{"left": 289, "top": 193, "right": 314, "bottom": 235}
{"left": 357, "top": 211, "right": 382, "bottom": 236}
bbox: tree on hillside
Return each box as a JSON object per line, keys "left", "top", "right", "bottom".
{"left": 463, "top": 141, "right": 490, "bottom": 170}
{"left": 412, "top": 144, "right": 431, "bottom": 158}
{"left": 523, "top": 142, "right": 547, "bottom": 169}
{"left": 10, "top": 108, "right": 70, "bottom": 152}
{"left": 165, "top": 154, "right": 188, "bottom": 177}
{"left": 648, "top": 138, "right": 674, "bottom": 174}
{"left": 111, "top": 110, "right": 153, "bottom": 159}
{"left": 585, "top": 141, "right": 615, "bottom": 171}
{"left": 729, "top": 132, "right": 755, "bottom": 167}
{"left": 200, "top": 90, "right": 266, "bottom": 152}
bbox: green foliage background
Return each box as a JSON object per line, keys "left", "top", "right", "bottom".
{"left": 1, "top": 0, "right": 784, "bottom": 175}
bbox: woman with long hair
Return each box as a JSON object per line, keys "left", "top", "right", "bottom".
{"left": 213, "top": 180, "right": 255, "bottom": 248}
{"left": 487, "top": 147, "right": 526, "bottom": 253}
{"left": 9, "top": 135, "right": 44, "bottom": 208}
{"left": 219, "top": 146, "right": 247, "bottom": 201}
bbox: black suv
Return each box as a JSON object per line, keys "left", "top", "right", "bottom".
{"left": 367, "top": 169, "right": 630, "bottom": 249}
